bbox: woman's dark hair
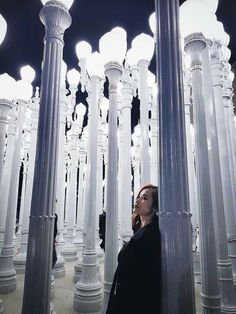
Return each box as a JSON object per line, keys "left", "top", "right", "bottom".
{"left": 132, "top": 184, "right": 159, "bottom": 232}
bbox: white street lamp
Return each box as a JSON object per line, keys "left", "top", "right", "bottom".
{"left": 0, "top": 73, "right": 15, "bottom": 226}
{"left": 73, "top": 48, "right": 104, "bottom": 314}
{"left": 22, "top": 0, "right": 72, "bottom": 312}
{"left": 0, "top": 14, "right": 7, "bottom": 46}
{"left": 99, "top": 26, "right": 127, "bottom": 312}
{"left": 75, "top": 40, "right": 92, "bottom": 92}
{"left": 131, "top": 33, "right": 154, "bottom": 184}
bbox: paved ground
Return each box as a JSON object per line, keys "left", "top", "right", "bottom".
{"left": 1, "top": 261, "right": 201, "bottom": 314}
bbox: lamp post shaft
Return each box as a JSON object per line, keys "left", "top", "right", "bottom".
{"left": 22, "top": 2, "right": 71, "bottom": 313}
{"left": 103, "top": 63, "right": 122, "bottom": 312}
{"left": 155, "top": 1, "right": 195, "bottom": 313}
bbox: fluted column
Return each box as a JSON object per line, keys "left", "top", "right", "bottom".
{"left": 21, "top": 2, "right": 71, "bottom": 313}
{"left": 150, "top": 90, "right": 158, "bottom": 186}
{"left": 202, "top": 43, "right": 236, "bottom": 314}
{"left": 183, "top": 69, "right": 198, "bottom": 228}
{"left": 13, "top": 96, "right": 39, "bottom": 273}
{"left": 0, "top": 106, "right": 17, "bottom": 248}
{"left": 120, "top": 70, "right": 133, "bottom": 244}
{"left": 61, "top": 125, "right": 78, "bottom": 261}
{"left": 155, "top": 1, "right": 195, "bottom": 313}
{"left": 211, "top": 42, "right": 236, "bottom": 284}
{"left": 103, "top": 62, "right": 122, "bottom": 312}
{"left": 73, "top": 75, "right": 103, "bottom": 313}
{"left": 0, "top": 99, "right": 26, "bottom": 293}
{"left": 0, "top": 99, "right": 13, "bottom": 185}
{"left": 96, "top": 116, "right": 105, "bottom": 262}
{"left": 53, "top": 84, "right": 67, "bottom": 278}
{"left": 185, "top": 33, "right": 220, "bottom": 313}
{"left": 138, "top": 59, "right": 151, "bottom": 184}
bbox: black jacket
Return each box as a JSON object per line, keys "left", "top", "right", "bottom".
{"left": 106, "top": 215, "right": 161, "bottom": 314}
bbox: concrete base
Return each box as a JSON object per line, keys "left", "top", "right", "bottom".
{"left": 73, "top": 281, "right": 103, "bottom": 314}
{"left": 61, "top": 245, "right": 78, "bottom": 262}
{"left": 73, "top": 259, "right": 101, "bottom": 284}
{"left": 0, "top": 268, "right": 17, "bottom": 294}
{"left": 13, "top": 253, "right": 26, "bottom": 274}
{"left": 0, "top": 245, "right": 17, "bottom": 294}
{"left": 52, "top": 255, "right": 65, "bottom": 278}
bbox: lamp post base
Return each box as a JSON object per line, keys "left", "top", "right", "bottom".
{"left": 73, "top": 281, "right": 103, "bottom": 314}
{"left": 52, "top": 255, "right": 65, "bottom": 278}
{"left": 73, "top": 258, "right": 101, "bottom": 284}
{"left": 0, "top": 245, "right": 17, "bottom": 293}
{"left": 0, "top": 295, "right": 3, "bottom": 313}
{"left": 13, "top": 252, "right": 27, "bottom": 274}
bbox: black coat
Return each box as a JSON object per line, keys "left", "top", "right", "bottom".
{"left": 106, "top": 216, "right": 161, "bottom": 314}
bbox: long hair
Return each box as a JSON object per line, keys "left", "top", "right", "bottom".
{"left": 132, "top": 184, "right": 159, "bottom": 233}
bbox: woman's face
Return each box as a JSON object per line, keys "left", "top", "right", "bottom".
{"left": 134, "top": 188, "right": 153, "bottom": 217}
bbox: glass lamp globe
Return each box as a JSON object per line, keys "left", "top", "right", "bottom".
{"left": 76, "top": 102, "right": 86, "bottom": 117}
{"left": 110, "top": 27, "right": 127, "bottom": 40}
{"left": 15, "top": 80, "right": 33, "bottom": 101}
{"left": 190, "top": 0, "right": 218, "bottom": 14}
{"left": 149, "top": 12, "right": 156, "bottom": 35}
{"left": 0, "top": 14, "right": 7, "bottom": 46}
{"left": 86, "top": 51, "right": 105, "bottom": 77}
{"left": 131, "top": 33, "right": 155, "bottom": 62}
{"left": 180, "top": 1, "right": 212, "bottom": 38}
{"left": 20, "top": 65, "right": 35, "bottom": 83}
{"left": 75, "top": 41, "right": 92, "bottom": 59}
{"left": 126, "top": 48, "right": 142, "bottom": 66}
{"left": 67, "top": 68, "right": 80, "bottom": 85}
{"left": 99, "top": 29, "right": 127, "bottom": 64}
{"left": 41, "top": 0, "right": 74, "bottom": 9}
{"left": 0, "top": 73, "right": 16, "bottom": 100}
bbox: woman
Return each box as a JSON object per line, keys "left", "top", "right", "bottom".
{"left": 106, "top": 184, "right": 161, "bottom": 314}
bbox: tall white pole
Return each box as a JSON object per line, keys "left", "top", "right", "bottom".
{"left": 13, "top": 94, "right": 39, "bottom": 273}
{"left": 185, "top": 33, "right": 221, "bottom": 313}
{"left": 0, "top": 99, "right": 26, "bottom": 293}
{"left": 73, "top": 75, "right": 103, "bottom": 313}
{"left": 22, "top": 2, "right": 71, "bottom": 312}
{"left": 120, "top": 68, "right": 133, "bottom": 244}
{"left": 138, "top": 59, "right": 151, "bottom": 184}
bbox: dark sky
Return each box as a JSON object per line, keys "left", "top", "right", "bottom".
{"left": 0, "top": 0, "right": 235, "bottom": 88}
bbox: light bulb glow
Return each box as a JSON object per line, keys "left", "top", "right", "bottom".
{"left": 131, "top": 33, "right": 155, "bottom": 62}
{"left": 76, "top": 103, "right": 86, "bottom": 116}
{"left": 0, "top": 73, "right": 16, "bottom": 100}
{"left": 20, "top": 65, "right": 35, "bottom": 83}
{"left": 99, "top": 29, "right": 127, "bottom": 64}
{"left": 149, "top": 12, "right": 156, "bottom": 35}
{"left": 86, "top": 51, "right": 105, "bottom": 77}
{"left": 75, "top": 41, "right": 92, "bottom": 59}
{"left": 0, "top": 14, "right": 7, "bottom": 46}
{"left": 67, "top": 68, "right": 80, "bottom": 85}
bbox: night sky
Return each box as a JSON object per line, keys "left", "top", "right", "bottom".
{"left": 0, "top": 0, "right": 235, "bottom": 91}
